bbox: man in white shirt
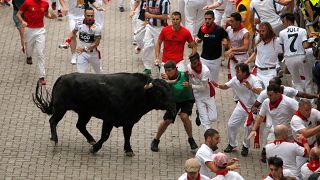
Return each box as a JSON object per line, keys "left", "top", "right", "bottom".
{"left": 245, "top": 22, "right": 282, "bottom": 88}
{"left": 185, "top": 53, "right": 217, "bottom": 130}
{"left": 248, "top": 84, "right": 299, "bottom": 141}
{"left": 59, "top": 0, "right": 104, "bottom": 64}
{"left": 178, "top": 158, "right": 211, "bottom": 180}
{"left": 279, "top": 13, "right": 313, "bottom": 93}
{"left": 263, "top": 156, "right": 296, "bottom": 180}
{"left": 212, "top": 63, "right": 263, "bottom": 156}
{"left": 301, "top": 148, "right": 320, "bottom": 180}
{"left": 264, "top": 125, "right": 310, "bottom": 178}
{"left": 195, "top": 129, "right": 239, "bottom": 178}
{"left": 196, "top": 129, "right": 221, "bottom": 178}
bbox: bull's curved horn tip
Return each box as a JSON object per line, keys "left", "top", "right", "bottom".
{"left": 144, "top": 83, "right": 153, "bottom": 89}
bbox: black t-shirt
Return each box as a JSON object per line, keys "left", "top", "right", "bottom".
{"left": 197, "top": 25, "right": 228, "bottom": 60}
{"left": 12, "top": 0, "right": 25, "bottom": 11}
{"left": 138, "top": 0, "right": 147, "bottom": 21}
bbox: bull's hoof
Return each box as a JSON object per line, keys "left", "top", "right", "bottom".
{"left": 125, "top": 151, "right": 135, "bottom": 157}
{"left": 89, "top": 144, "right": 101, "bottom": 154}
{"left": 88, "top": 140, "right": 96, "bottom": 145}
{"left": 50, "top": 138, "right": 58, "bottom": 146}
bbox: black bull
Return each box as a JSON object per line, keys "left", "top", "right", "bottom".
{"left": 33, "top": 72, "right": 175, "bottom": 156}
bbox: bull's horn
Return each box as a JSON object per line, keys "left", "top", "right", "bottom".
{"left": 144, "top": 83, "right": 153, "bottom": 89}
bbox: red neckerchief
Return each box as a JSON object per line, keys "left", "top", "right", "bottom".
{"left": 273, "top": 140, "right": 285, "bottom": 144}
{"left": 269, "top": 94, "right": 283, "bottom": 110}
{"left": 233, "top": 24, "right": 244, "bottom": 32}
{"left": 239, "top": 74, "right": 250, "bottom": 83}
{"left": 216, "top": 169, "right": 229, "bottom": 176}
{"left": 307, "top": 160, "right": 320, "bottom": 171}
{"left": 294, "top": 109, "right": 308, "bottom": 121}
{"left": 191, "top": 61, "right": 202, "bottom": 74}
{"left": 200, "top": 22, "right": 216, "bottom": 34}
{"left": 187, "top": 173, "right": 200, "bottom": 180}
{"left": 268, "top": 173, "right": 273, "bottom": 178}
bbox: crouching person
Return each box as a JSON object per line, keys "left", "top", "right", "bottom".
{"left": 151, "top": 60, "right": 198, "bottom": 152}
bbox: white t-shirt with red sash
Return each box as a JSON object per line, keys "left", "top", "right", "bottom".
{"left": 291, "top": 108, "right": 320, "bottom": 147}
{"left": 301, "top": 161, "right": 320, "bottom": 180}
{"left": 265, "top": 140, "right": 307, "bottom": 178}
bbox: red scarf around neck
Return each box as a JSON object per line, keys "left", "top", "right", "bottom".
{"left": 239, "top": 74, "right": 250, "bottom": 83}
{"left": 216, "top": 169, "right": 229, "bottom": 176}
{"left": 191, "top": 61, "right": 202, "bottom": 74}
{"left": 273, "top": 140, "right": 285, "bottom": 144}
{"left": 201, "top": 22, "right": 216, "bottom": 34}
{"left": 187, "top": 173, "right": 200, "bottom": 180}
{"left": 269, "top": 94, "right": 283, "bottom": 110}
{"left": 233, "top": 24, "right": 244, "bottom": 32}
{"left": 308, "top": 160, "right": 320, "bottom": 171}
{"left": 294, "top": 109, "right": 308, "bottom": 121}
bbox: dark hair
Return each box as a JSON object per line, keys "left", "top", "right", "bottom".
{"left": 204, "top": 129, "right": 219, "bottom": 140}
{"left": 281, "top": 13, "right": 295, "bottom": 24}
{"left": 230, "top": 12, "right": 242, "bottom": 22}
{"left": 271, "top": 77, "right": 282, "bottom": 86}
{"left": 268, "top": 156, "right": 283, "bottom": 168}
{"left": 189, "top": 52, "right": 200, "bottom": 62}
{"left": 267, "top": 84, "right": 280, "bottom": 93}
{"left": 164, "top": 60, "right": 177, "bottom": 69}
{"left": 235, "top": 63, "right": 250, "bottom": 75}
{"left": 84, "top": 6, "right": 94, "bottom": 13}
{"left": 204, "top": 10, "right": 215, "bottom": 18}
{"left": 171, "top": 11, "right": 182, "bottom": 19}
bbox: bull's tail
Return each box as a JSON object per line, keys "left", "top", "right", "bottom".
{"left": 32, "top": 80, "right": 53, "bottom": 115}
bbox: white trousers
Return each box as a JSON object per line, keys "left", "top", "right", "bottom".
{"left": 256, "top": 68, "right": 277, "bottom": 88}
{"left": 178, "top": 0, "right": 185, "bottom": 25}
{"left": 134, "top": 19, "right": 146, "bottom": 49}
{"left": 221, "top": 1, "right": 235, "bottom": 27}
{"left": 142, "top": 25, "right": 162, "bottom": 69}
{"left": 24, "top": 27, "right": 46, "bottom": 78}
{"left": 118, "top": 0, "right": 124, "bottom": 7}
{"left": 228, "top": 103, "right": 252, "bottom": 148}
{"left": 95, "top": 0, "right": 104, "bottom": 28}
{"left": 305, "top": 48, "right": 316, "bottom": 93}
{"left": 76, "top": 50, "right": 103, "bottom": 74}
{"left": 214, "top": 9, "right": 224, "bottom": 26}
{"left": 285, "top": 55, "right": 310, "bottom": 92}
{"left": 201, "top": 57, "right": 221, "bottom": 83}
{"left": 184, "top": 0, "right": 207, "bottom": 37}
{"left": 195, "top": 96, "right": 217, "bottom": 130}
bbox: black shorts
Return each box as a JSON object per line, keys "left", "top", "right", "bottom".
{"left": 163, "top": 100, "right": 194, "bottom": 123}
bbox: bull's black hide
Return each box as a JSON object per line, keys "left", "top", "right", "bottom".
{"left": 33, "top": 72, "right": 174, "bottom": 156}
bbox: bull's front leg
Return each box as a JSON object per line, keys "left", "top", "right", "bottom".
{"left": 123, "top": 125, "right": 134, "bottom": 157}
{"left": 89, "top": 121, "right": 113, "bottom": 153}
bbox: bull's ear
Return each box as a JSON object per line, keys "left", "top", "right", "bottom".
{"left": 144, "top": 83, "right": 153, "bottom": 90}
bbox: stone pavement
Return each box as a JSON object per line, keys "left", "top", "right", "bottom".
{"left": 0, "top": 1, "right": 269, "bottom": 179}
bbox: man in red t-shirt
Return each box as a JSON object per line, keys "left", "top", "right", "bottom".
{"left": 16, "top": 0, "right": 57, "bottom": 85}
{"left": 155, "top": 11, "right": 197, "bottom": 72}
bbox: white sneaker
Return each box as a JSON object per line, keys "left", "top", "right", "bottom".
{"left": 70, "top": 53, "right": 77, "bottom": 65}
{"left": 134, "top": 46, "right": 141, "bottom": 54}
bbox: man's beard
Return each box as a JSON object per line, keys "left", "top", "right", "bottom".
{"left": 210, "top": 144, "right": 218, "bottom": 151}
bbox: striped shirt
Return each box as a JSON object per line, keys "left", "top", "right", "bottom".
{"left": 146, "top": 0, "right": 170, "bottom": 26}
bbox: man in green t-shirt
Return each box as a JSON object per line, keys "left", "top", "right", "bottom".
{"left": 150, "top": 60, "right": 198, "bottom": 152}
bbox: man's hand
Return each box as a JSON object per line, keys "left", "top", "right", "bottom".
{"left": 21, "top": 21, "right": 27, "bottom": 28}
{"left": 76, "top": 47, "right": 86, "bottom": 53}
{"left": 129, "top": 10, "right": 135, "bottom": 18}
{"left": 242, "top": 80, "right": 252, "bottom": 90}
{"left": 145, "top": 12, "right": 154, "bottom": 19}
{"left": 154, "top": 59, "right": 160, "bottom": 66}
{"left": 211, "top": 81, "right": 219, "bottom": 87}
{"left": 96, "top": 6, "right": 105, "bottom": 11}
{"left": 161, "top": 73, "right": 168, "bottom": 80}
{"left": 182, "top": 81, "right": 191, "bottom": 88}
{"left": 247, "top": 130, "right": 257, "bottom": 140}
{"left": 61, "top": 6, "right": 68, "bottom": 16}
